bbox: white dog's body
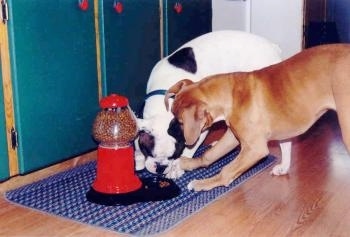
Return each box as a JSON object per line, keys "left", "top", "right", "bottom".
{"left": 144, "top": 30, "right": 283, "bottom": 118}
{"left": 135, "top": 30, "right": 291, "bottom": 177}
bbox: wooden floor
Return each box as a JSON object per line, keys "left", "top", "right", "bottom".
{"left": 1, "top": 111, "right": 350, "bottom": 237}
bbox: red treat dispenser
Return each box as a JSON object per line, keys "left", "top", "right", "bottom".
{"left": 86, "top": 94, "right": 180, "bottom": 206}
{"left": 91, "top": 94, "right": 141, "bottom": 193}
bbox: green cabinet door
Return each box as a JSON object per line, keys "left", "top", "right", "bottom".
{"left": 0, "top": 62, "right": 9, "bottom": 181}
{"left": 164, "top": 0, "right": 212, "bottom": 55}
{"left": 100, "top": 0, "right": 161, "bottom": 115}
{"left": 7, "top": 0, "right": 99, "bottom": 173}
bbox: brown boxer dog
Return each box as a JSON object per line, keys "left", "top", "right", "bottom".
{"left": 164, "top": 44, "right": 350, "bottom": 191}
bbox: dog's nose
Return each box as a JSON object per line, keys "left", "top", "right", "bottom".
{"left": 155, "top": 162, "right": 168, "bottom": 175}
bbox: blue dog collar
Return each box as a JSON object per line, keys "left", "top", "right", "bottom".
{"left": 145, "top": 89, "right": 167, "bottom": 100}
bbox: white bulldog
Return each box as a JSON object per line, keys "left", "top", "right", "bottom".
{"left": 135, "top": 30, "right": 292, "bottom": 178}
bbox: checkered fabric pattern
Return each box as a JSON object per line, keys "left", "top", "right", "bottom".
{"left": 5, "top": 146, "right": 275, "bottom": 236}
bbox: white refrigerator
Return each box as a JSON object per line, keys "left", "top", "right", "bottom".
{"left": 212, "top": 0, "right": 304, "bottom": 59}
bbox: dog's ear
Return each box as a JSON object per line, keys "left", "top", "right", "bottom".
{"left": 195, "top": 102, "right": 213, "bottom": 131}
{"left": 203, "top": 110, "right": 214, "bottom": 131}
{"left": 164, "top": 79, "right": 194, "bottom": 111}
{"left": 180, "top": 101, "right": 211, "bottom": 146}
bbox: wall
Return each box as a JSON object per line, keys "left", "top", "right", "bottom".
{"left": 212, "top": 0, "right": 303, "bottom": 59}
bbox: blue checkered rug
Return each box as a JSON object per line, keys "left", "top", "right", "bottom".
{"left": 5, "top": 146, "right": 275, "bottom": 236}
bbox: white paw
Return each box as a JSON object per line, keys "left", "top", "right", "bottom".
{"left": 134, "top": 153, "right": 145, "bottom": 171}
{"left": 164, "top": 159, "right": 185, "bottom": 179}
{"left": 271, "top": 164, "right": 289, "bottom": 176}
{"left": 145, "top": 157, "right": 158, "bottom": 174}
{"left": 187, "top": 179, "right": 197, "bottom": 191}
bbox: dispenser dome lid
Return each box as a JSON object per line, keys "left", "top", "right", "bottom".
{"left": 100, "top": 94, "right": 129, "bottom": 108}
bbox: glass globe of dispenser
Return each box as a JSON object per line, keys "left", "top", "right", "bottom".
{"left": 92, "top": 94, "right": 138, "bottom": 147}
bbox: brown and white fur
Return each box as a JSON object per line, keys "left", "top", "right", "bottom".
{"left": 165, "top": 44, "right": 350, "bottom": 191}
{"left": 135, "top": 30, "right": 291, "bottom": 178}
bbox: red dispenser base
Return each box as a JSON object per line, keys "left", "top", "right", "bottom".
{"left": 92, "top": 146, "right": 142, "bottom": 194}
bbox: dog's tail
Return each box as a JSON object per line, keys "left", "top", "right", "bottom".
{"left": 164, "top": 79, "right": 194, "bottom": 111}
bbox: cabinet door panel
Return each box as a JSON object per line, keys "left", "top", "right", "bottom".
{"left": 8, "top": 0, "right": 99, "bottom": 173}
{"left": 101, "top": 0, "right": 160, "bottom": 114}
{"left": 165, "top": 0, "right": 212, "bottom": 55}
{"left": 0, "top": 62, "right": 9, "bottom": 180}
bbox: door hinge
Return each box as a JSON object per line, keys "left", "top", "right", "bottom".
{"left": 10, "top": 127, "right": 18, "bottom": 149}
{"left": 0, "top": 0, "right": 8, "bottom": 24}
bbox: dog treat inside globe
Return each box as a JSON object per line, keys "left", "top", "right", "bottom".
{"left": 92, "top": 107, "right": 138, "bottom": 147}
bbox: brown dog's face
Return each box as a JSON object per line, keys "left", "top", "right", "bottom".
{"left": 165, "top": 79, "right": 213, "bottom": 146}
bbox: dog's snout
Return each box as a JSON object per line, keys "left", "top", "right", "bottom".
{"left": 167, "top": 119, "right": 186, "bottom": 159}
{"left": 167, "top": 119, "right": 185, "bottom": 142}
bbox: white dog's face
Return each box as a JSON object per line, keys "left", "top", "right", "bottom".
{"left": 137, "top": 113, "right": 186, "bottom": 174}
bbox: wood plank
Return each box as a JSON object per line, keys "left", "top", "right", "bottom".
{"left": 94, "top": 0, "right": 103, "bottom": 100}
{"left": 0, "top": 18, "right": 18, "bottom": 176}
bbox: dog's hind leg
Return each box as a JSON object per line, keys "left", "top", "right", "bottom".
{"left": 271, "top": 141, "right": 292, "bottom": 175}
{"left": 334, "top": 100, "right": 350, "bottom": 154}
{"left": 333, "top": 71, "right": 350, "bottom": 154}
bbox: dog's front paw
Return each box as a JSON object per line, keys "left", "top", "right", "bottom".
{"left": 164, "top": 159, "right": 185, "bottom": 179}
{"left": 187, "top": 179, "right": 199, "bottom": 191}
{"left": 144, "top": 157, "right": 158, "bottom": 174}
{"left": 179, "top": 156, "right": 199, "bottom": 171}
{"left": 187, "top": 173, "right": 234, "bottom": 191}
{"left": 134, "top": 152, "right": 145, "bottom": 171}
{"left": 271, "top": 164, "right": 289, "bottom": 176}
{"left": 187, "top": 179, "right": 213, "bottom": 192}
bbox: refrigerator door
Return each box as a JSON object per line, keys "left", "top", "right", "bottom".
{"left": 212, "top": 0, "right": 251, "bottom": 32}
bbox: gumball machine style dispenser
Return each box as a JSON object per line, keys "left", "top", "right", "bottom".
{"left": 86, "top": 94, "right": 180, "bottom": 206}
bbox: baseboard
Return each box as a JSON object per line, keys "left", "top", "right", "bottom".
{"left": 0, "top": 150, "right": 97, "bottom": 193}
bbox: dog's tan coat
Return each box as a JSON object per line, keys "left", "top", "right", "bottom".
{"left": 165, "top": 44, "right": 350, "bottom": 191}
